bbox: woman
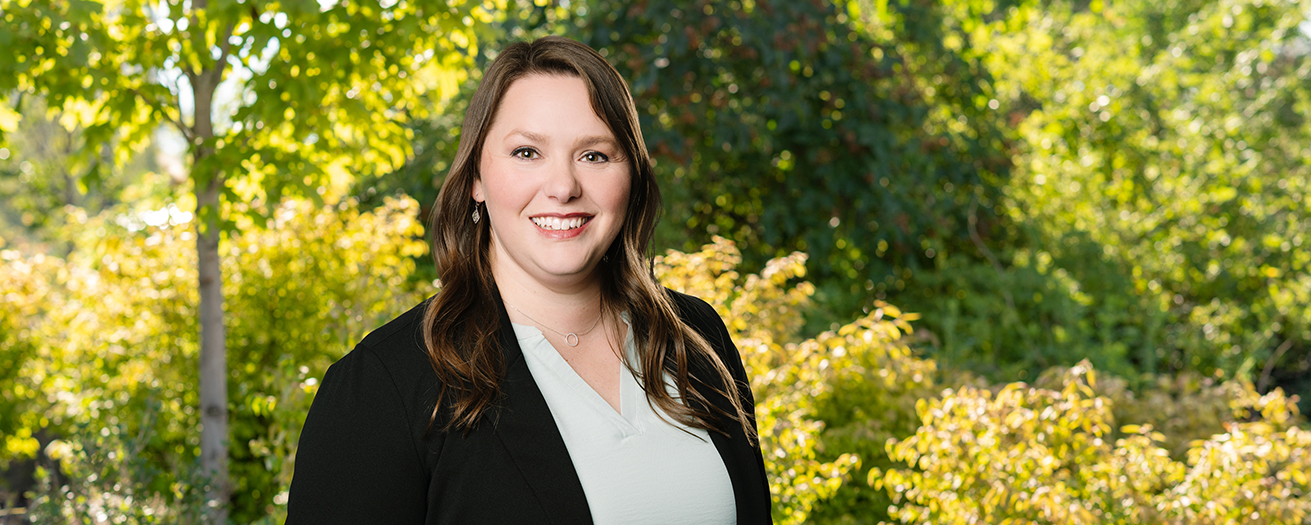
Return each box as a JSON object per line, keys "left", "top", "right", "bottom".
{"left": 286, "top": 36, "right": 771, "bottom": 524}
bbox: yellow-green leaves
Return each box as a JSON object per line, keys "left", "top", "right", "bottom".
{"left": 12, "top": 196, "right": 429, "bottom": 521}
{"left": 874, "top": 360, "right": 1311, "bottom": 524}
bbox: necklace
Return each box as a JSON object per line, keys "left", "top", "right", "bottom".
{"left": 507, "top": 303, "right": 602, "bottom": 347}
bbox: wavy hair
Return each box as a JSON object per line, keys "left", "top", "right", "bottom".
{"left": 421, "top": 36, "right": 752, "bottom": 440}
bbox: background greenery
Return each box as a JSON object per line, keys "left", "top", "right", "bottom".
{"left": 2, "top": 0, "right": 1309, "bottom": 523}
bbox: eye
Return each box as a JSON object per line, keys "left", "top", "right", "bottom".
{"left": 511, "top": 147, "right": 539, "bottom": 159}
{"left": 581, "top": 151, "right": 610, "bottom": 163}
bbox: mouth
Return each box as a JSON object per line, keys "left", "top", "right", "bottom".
{"left": 530, "top": 215, "right": 593, "bottom": 231}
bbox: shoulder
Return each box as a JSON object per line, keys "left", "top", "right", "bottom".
{"left": 288, "top": 298, "right": 436, "bottom": 520}
{"left": 664, "top": 288, "right": 722, "bottom": 332}
{"left": 322, "top": 297, "right": 434, "bottom": 384}
{"left": 309, "top": 296, "right": 439, "bottom": 445}
{"left": 663, "top": 288, "right": 737, "bottom": 361}
{"left": 342, "top": 295, "right": 438, "bottom": 405}
{"left": 313, "top": 295, "right": 436, "bottom": 412}
{"left": 355, "top": 296, "right": 432, "bottom": 359}
{"left": 295, "top": 296, "right": 441, "bottom": 465}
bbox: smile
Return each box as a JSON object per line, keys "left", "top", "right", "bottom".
{"left": 531, "top": 216, "right": 592, "bottom": 231}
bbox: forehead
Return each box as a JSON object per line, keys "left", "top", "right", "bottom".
{"left": 486, "top": 73, "right": 615, "bottom": 140}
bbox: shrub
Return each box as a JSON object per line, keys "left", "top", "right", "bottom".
{"left": 11, "top": 196, "right": 428, "bottom": 521}
{"left": 872, "top": 361, "right": 1311, "bottom": 524}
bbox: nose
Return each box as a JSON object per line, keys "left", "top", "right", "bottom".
{"left": 542, "top": 157, "right": 582, "bottom": 202}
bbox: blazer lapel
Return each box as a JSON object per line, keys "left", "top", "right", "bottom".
{"left": 489, "top": 296, "right": 594, "bottom": 524}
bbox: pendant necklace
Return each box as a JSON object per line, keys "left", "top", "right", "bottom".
{"left": 507, "top": 303, "right": 602, "bottom": 347}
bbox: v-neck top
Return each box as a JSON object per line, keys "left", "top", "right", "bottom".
{"left": 511, "top": 316, "right": 737, "bottom": 525}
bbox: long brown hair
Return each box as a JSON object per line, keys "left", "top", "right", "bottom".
{"left": 422, "top": 36, "right": 753, "bottom": 440}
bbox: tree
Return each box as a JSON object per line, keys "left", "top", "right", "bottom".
{"left": 987, "top": 0, "right": 1311, "bottom": 387}
{"left": 1, "top": 0, "right": 490, "bottom": 515}
{"left": 574, "top": 0, "right": 1013, "bottom": 327}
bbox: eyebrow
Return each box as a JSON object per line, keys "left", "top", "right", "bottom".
{"left": 506, "top": 129, "right": 619, "bottom": 149}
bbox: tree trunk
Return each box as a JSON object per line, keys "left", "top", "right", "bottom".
{"left": 192, "top": 69, "right": 229, "bottom": 523}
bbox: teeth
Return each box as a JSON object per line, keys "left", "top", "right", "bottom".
{"left": 532, "top": 216, "right": 587, "bottom": 231}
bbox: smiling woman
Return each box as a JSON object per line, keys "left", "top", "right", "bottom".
{"left": 285, "top": 37, "right": 772, "bottom": 524}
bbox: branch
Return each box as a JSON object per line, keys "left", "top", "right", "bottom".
{"left": 968, "top": 193, "right": 1016, "bottom": 314}
{"left": 215, "top": 20, "right": 238, "bottom": 71}
{"left": 126, "top": 87, "right": 192, "bottom": 141}
{"left": 1257, "top": 338, "right": 1294, "bottom": 394}
{"left": 968, "top": 193, "right": 1038, "bottom": 359}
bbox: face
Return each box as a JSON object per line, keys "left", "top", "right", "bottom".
{"left": 472, "top": 73, "right": 632, "bottom": 292}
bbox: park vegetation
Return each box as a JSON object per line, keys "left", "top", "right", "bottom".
{"left": 1, "top": 0, "right": 1309, "bottom": 523}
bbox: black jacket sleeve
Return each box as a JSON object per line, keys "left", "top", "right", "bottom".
{"left": 672, "top": 291, "right": 773, "bottom": 523}
{"left": 285, "top": 346, "right": 429, "bottom": 523}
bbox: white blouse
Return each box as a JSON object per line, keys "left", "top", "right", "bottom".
{"left": 511, "top": 316, "right": 737, "bottom": 524}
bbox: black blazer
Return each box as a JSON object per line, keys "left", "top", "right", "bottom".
{"left": 285, "top": 290, "right": 772, "bottom": 524}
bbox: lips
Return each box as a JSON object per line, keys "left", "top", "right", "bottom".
{"left": 530, "top": 215, "right": 592, "bottom": 231}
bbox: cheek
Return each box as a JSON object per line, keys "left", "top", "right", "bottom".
{"left": 611, "top": 172, "right": 633, "bottom": 216}
{"left": 615, "top": 182, "right": 632, "bottom": 217}
{"left": 477, "top": 157, "right": 513, "bottom": 202}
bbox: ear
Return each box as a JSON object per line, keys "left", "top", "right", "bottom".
{"left": 471, "top": 178, "right": 485, "bottom": 203}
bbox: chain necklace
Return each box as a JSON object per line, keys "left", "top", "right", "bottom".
{"left": 507, "top": 303, "right": 602, "bottom": 347}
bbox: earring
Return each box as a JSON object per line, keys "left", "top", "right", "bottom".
{"left": 471, "top": 202, "right": 481, "bottom": 224}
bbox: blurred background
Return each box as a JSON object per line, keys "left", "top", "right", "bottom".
{"left": 2, "top": 0, "right": 1310, "bottom": 523}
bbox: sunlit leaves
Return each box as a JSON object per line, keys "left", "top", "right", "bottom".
{"left": 873, "top": 361, "right": 1311, "bottom": 524}
{"left": 0, "top": 0, "right": 490, "bottom": 226}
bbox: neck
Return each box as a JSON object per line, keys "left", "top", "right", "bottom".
{"left": 491, "top": 251, "right": 605, "bottom": 332}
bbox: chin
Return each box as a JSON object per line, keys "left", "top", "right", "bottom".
{"left": 534, "top": 258, "right": 601, "bottom": 280}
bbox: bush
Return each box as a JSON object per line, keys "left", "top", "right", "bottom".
{"left": 9, "top": 196, "right": 428, "bottom": 521}
{"left": 872, "top": 361, "right": 1311, "bottom": 524}
{"left": 26, "top": 405, "right": 216, "bottom": 525}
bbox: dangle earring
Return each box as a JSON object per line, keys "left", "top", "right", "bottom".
{"left": 471, "top": 201, "right": 481, "bottom": 224}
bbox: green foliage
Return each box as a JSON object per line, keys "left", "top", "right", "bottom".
{"left": 579, "top": 0, "right": 1011, "bottom": 322}
{"left": 2, "top": 0, "right": 494, "bottom": 515}
{"left": 7, "top": 196, "right": 427, "bottom": 521}
{"left": 0, "top": 0, "right": 491, "bottom": 217}
{"left": 989, "top": 0, "right": 1311, "bottom": 380}
{"left": 0, "top": 241, "right": 56, "bottom": 471}
{"left": 26, "top": 405, "right": 216, "bottom": 524}
{"left": 8, "top": 0, "right": 1311, "bottom": 521}
{"left": 383, "top": 0, "right": 1311, "bottom": 394}
{"left": 873, "top": 361, "right": 1311, "bottom": 524}
{"left": 10, "top": 217, "right": 1311, "bottom": 523}
{"left": 1041, "top": 366, "right": 1248, "bottom": 460}
{"left": 222, "top": 197, "right": 429, "bottom": 520}
{"left": 0, "top": 96, "right": 157, "bottom": 247}
{"left": 806, "top": 307, "right": 943, "bottom": 525}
